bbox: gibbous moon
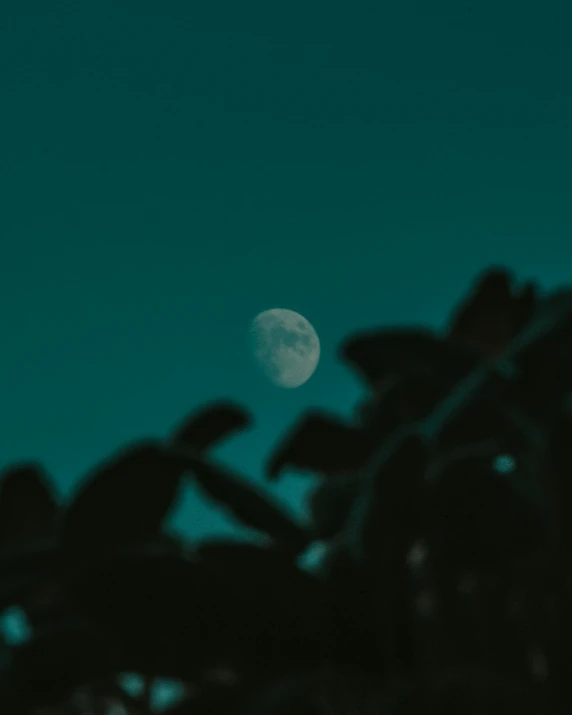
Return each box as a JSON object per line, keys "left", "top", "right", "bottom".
{"left": 249, "top": 309, "right": 320, "bottom": 389}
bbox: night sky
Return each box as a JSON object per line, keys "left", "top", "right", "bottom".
{"left": 1, "top": 0, "right": 572, "bottom": 546}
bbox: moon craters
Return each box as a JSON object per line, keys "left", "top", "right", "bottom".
{"left": 250, "top": 309, "right": 320, "bottom": 388}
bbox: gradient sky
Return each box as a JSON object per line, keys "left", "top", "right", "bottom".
{"left": 1, "top": 0, "right": 572, "bottom": 545}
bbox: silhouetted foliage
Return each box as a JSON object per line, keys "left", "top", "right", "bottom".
{"left": 169, "top": 402, "right": 251, "bottom": 452}
{"left": 2, "top": 266, "right": 572, "bottom": 714}
{"left": 0, "top": 464, "right": 58, "bottom": 545}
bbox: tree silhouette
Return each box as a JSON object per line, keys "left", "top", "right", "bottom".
{"left": 0, "top": 266, "right": 570, "bottom": 714}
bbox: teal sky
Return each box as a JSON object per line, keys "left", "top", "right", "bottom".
{"left": 1, "top": 0, "right": 572, "bottom": 543}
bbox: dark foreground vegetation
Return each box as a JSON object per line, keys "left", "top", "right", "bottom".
{"left": 2, "top": 266, "right": 572, "bottom": 714}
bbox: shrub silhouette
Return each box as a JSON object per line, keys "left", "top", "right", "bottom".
{"left": 1, "top": 266, "right": 571, "bottom": 714}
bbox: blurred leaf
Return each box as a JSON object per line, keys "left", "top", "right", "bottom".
{"left": 169, "top": 402, "right": 250, "bottom": 451}
{"left": 63, "top": 442, "right": 187, "bottom": 554}
{"left": 434, "top": 400, "right": 548, "bottom": 467}
{"left": 0, "top": 464, "right": 58, "bottom": 546}
{"left": 0, "top": 543, "right": 59, "bottom": 612}
{"left": 425, "top": 442, "right": 552, "bottom": 571}
{"left": 420, "top": 362, "right": 516, "bottom": 447}
{"left": 446, "top": 267, "right": 538, "bottom": 358}
{"left": 266, "top": 412, "right": 373, "bottom": 480}
{"left": 355, "top": 372, "right": 464, "bottom": 441}
{"left": 342, "top": 432, "right": 429, "bottom": 670}
{"left": 513, "top": 282, "right": 538, "bottom": 336}
{"left": 184, "top": 455, "right": 309, "bottom": 554}
{"left": 306, "top": 477, "right": 362, "bottom": 540}
{"left": 508, "top": 289, "right": 572, "bottom": 384}
{"left": 341, "top": 328, "right": 478, "bottom": 389}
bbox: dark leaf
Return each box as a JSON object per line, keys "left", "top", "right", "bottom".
{"left": 63, "top": 442, "right": 187, "bottom": 554}
{"left": 425, "top": 442, "right": 552, "bottom": 571}
{"left": 509, "top": 289, "right": 572, "bottom": 372}
{"left": 433, "top": 400, "right": 548, "bottom": 470}
{"left": 266, "top": 412, "right": 373, "bottom": 480}
{"left": 341, "top": 432, "right": 428, "bottom": 563}
{"left": 446, "top": 267, "right": 518, "bottom": 357}
{"left": 184, "top": 454, "right": 309, "bottom": 554}
{"left": 513, "top": 282, "right": 538, "bottom": 336}
{"left": 170, "top": 401, "right": 250, "bottom": 451}
{"left": 355, "top": 372, "right": 464, "bottom": 439}
{"left": 341, "top": 328, "right": 478, "bottom": 389}
{"left": 306, "top": 477, "right": 362, "bottom": 540}
{"left": 0, "top": 543, "right": 59, "bottom": 612}
{"left": 342, "top": 432, "right": 429, "bottom": 669}
{"left": 420, "top": 362, "right": 516, "bottom": 446}
{"left": 0, "top": 463, "right": 58, "bottom": 545}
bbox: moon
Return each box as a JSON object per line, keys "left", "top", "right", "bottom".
{"left": 249, "top": 309, "right": 320, "bottom": 388}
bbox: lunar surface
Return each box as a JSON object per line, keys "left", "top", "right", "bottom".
{"left": 249, "top": 309, "right": 320, "bottom": 388}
